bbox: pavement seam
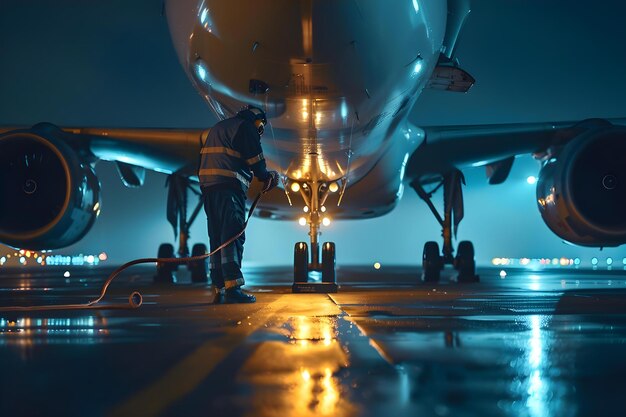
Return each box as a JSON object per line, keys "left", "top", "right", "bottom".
{"left": 326, "top": 293, "right": 395, "bottom": 365}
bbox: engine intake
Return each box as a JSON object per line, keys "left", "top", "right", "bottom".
{"left": 537, "top": 127, "right": 626, "bottom": 247}
{"left": 0, "top": 129, "right": 100, "bottom": 249}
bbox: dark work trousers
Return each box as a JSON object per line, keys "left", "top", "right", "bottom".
{"left": 201, "top": 187, "right": 246, "bottom": 289}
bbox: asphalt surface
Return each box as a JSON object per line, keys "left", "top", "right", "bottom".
{"left": 1, "top": 265, "right": 626, "bottom": 417}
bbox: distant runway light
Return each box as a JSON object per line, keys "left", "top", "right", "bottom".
{"left": 591, "top": 257, "right": 598, "bottom": 266}
{"left": 374, "top": 262, "right": 381, "bottom": 270}
{"left": 623, "top": 258, "right": 626, "bottom": 266}
{"left": 607, "top": 257, "right": 613, "bottom": 266}
{"left": 64, "top": 271, "right": 71, "bottom": 278}
{"left": 499, "top": 270, "right": 507, "bottom": 279}
{"left": 527, "top": 176, "right": 537, "bottom": 185}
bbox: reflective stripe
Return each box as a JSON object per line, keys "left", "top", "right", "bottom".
{"left": 199, "top": 169, "right": 250, "bottom": 187}
{"left": 201, "top": 147, "right": 242, "bottom": 158}
{"left": 224, "top": 277, "right": 245, "bottom": 289}
{"left": 245, "top": 152, "right": 264, "bottom": 166}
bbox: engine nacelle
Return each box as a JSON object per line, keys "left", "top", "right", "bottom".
{"left": 0, "top": 128, "right": 101, "bottom": 249}
{"left": 537, "top": 127, "right": 626, "bottom": 247}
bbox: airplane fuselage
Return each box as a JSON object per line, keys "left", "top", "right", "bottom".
{"left": 166, "top": 0, "right": 445, "bottom": 197}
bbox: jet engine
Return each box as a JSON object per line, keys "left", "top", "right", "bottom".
{"left": 0, "top": 128, "right": 101, "bottom": 249}
{"left": 536, "top": 127, "right": 626, "bottom": 247}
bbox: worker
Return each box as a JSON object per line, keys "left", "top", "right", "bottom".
{"left": 199, "top": 105, "right": 279, "bottom": 304}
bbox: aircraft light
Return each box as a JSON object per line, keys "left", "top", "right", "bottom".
{"left": 195, "top": 60, "right": 208, "bottom": 82}
{"left": 527, "top": 176, "right": 537, "bottom": 185}
{"left": 298, "top": 217, "right": 307, "bottom": 226}
{"left": 322, "top": 217, "right": 331, "bottom": 226}
{"left": 291, "top": 182, "right": 301, "bottom": 192}
{"left": 329, "top": 182, "right": 339, "bottom": 193}
{"left": 374, "top": 262, "right": 381, "bottom": 270}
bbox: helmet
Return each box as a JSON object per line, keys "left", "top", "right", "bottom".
{"left": 237, "top": 105, "right": 267, "bottom": 136}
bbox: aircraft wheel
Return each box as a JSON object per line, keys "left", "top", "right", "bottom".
{"left": 422, "top": 241, "right": 442, "bottom": 282}
{"left": 455, "top": 240, "right": 478, "bottom": 283}
{"left": 155, "top": 243, "right": 175, "bottom": 284}
{"left": 294, "top": 242, "right": 309, "bottom": 283}
{"left": 321, "top": 242, "right": 336, "bottom": 283}
{"left": 189, "top": 243, "right": 209, "bottom": 283}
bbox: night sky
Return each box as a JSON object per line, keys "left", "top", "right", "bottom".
{"left": 1, "top": 0, "right": 625, "bottom": 267}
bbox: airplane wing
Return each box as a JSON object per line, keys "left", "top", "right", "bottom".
{"left": 406, "top": 117, "right": 626, "bottom": 182}
{"left": 404, "top": 117, "right": 626, "bottom": 250}
{"left": 0, "top": 123, "right": 211, "bottom": 250}
{"left": 0, "top": 124, "right": 208, "bottom": 177}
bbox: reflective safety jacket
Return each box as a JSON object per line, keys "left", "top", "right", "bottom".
{"left": 199, "top": 115, "right": 270, "bottom": 193}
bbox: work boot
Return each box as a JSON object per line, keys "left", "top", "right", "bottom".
{"left": 224, "top": 287, "right": 256, "bottom": 304}
{"left": 212, "top": 287, "right": 225, "bottom": 304}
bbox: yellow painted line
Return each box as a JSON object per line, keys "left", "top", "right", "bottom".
{"left": 108, "top": 296, "right": 288, "bottom": 417}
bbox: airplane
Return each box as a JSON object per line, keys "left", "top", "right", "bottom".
{"left": 0, "top": 0, "right": 624, "bottom": 288}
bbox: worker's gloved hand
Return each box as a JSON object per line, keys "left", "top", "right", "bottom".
{"left": 263, "top": 171, "right": 280, "bottom": 192}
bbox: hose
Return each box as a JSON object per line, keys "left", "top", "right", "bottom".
{"left": 0, "top": 189, "right": 268, "bottom": 312}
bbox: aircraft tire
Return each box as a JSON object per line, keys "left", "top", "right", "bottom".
{"left": 455, "top": 241, "right": 478, "bottom": 283}
{"left": 294, "top": 242, "right": 309, "bottom": 283}
{"left": 321, "top": 242, "right": 336, "bottom": 283}
{"left": 189, "top": 243, "right": 209, "bottom": 283}
{"left": 422, "top": 241, "right": 442, "bottom": 282}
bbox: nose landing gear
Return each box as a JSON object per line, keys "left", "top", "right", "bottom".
{"left": 290, "top": 178, "right": 340, "bottom": 293}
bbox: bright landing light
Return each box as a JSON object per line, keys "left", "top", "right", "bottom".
{"left": 527, "top": 176, "right": 538, "bottom": 185}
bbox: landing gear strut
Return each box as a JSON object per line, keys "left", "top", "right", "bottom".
{"left": 155, "top": 175, "right": 208, "bottom": 284}
{"left": 289, "top": 170, "right": 340, "bottom": 293}
{"left": 411, "top": 169, "right": 479, "bottom": 283}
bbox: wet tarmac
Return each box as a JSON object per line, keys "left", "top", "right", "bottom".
{"left": 1, "top": 265, "right": 626, "bottom": 417}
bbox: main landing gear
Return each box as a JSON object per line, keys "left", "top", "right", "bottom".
{"left": 154, "top": 175, "right": 209, "bottom": 284}
{"left": 411, "top": 169, "right": 479, "bottom": 283}
{"left": 289, "top": 174, "right": 341, "bottom": 293}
